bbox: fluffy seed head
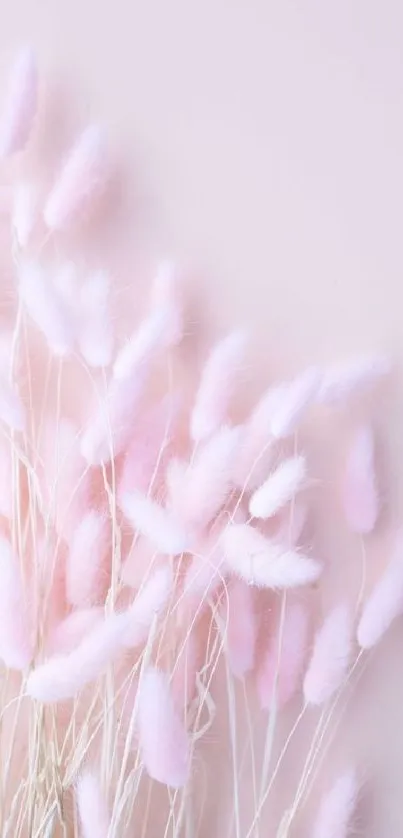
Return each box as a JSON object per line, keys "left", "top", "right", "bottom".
{"left": 12, "top": 181, "right": 38, "bottom": 248}
{"left": 318, "top": 354, "right": 391, "bottom": 404}
{"left": 138, "top": 666, "right": 190, "bottom": 788}
{"left": 222, "top": 523, "right": 321, "bottom": 589}
{"left": 122, "top": 565, "right": 174, "bottom": 648}
{"left": 76, "top": 769, "right": 110, "bottom": 838}
{"left": 121, "top": 490, "right": 188, "bottom": 556}
{"left": 78, "top": 271, "right": 114, "bottom": 368}
{"left": 19, "top": 262, "right": 75, "bottom": 356}
{"left": 342, "top": 424, "right": 379, "bottom": 534}
{"left": 249, "top": 455, "right": 306, "bottom": 520}
{"left": 312, "top": 769, "right": 357, "bottom": 838}
{"left": 357, "top": 538, "right": 403, "bottom": 649}
{"left": 190, "top": 330, "right": 247, "bottom": 442}
{"left": 27, "top": 613, "right": 128, "bottom": 702}
{"left": 257, "top": 599, "right": 309, "bottom": 709}
{"left": 44, "top": 125, "right": 108, "bottom": 230}
{"left": 269, "top": 366, "right": 320, "bottom": 438}
{"left": 220, "top": 578, "right": 256, "bottom": 678}
{"left": 66, "top": 511, "right": 110, "bottom": 607}
{"left": 80, "top": 367, "right": 148, "bottom": 465}
{"left": 303, "top": 603, "right": 353, "bottom": 705}
{"left": 169, "top": 425, "right": 241, "bottom": 530}
{"left": 0, "top": 47, "right": 37, "bottom": 157}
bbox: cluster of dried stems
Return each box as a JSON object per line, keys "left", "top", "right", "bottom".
{"left": 0, "top": 46, "right": 399, "bottom": 838}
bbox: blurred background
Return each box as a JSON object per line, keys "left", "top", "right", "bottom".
{"left": 1, "top": 1, "right": 403, "bottom": 834}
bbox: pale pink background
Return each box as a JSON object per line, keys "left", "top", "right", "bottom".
{"left": 2, "top": 1, "right": 403, "bottom": 834}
